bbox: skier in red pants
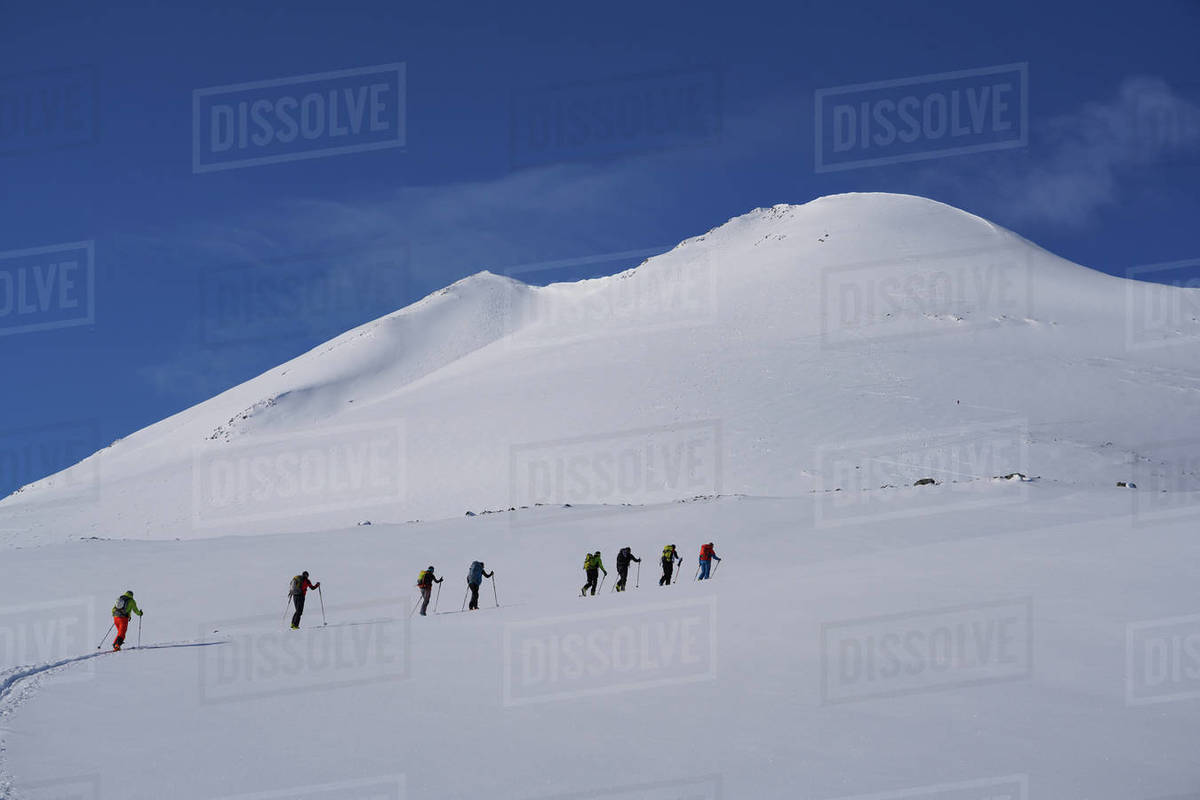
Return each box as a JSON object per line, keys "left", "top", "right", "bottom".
{"left": 111, "top": 591, "right": 143, "bottom": 651}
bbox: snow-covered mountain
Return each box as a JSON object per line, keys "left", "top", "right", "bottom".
{"left": 3, "top": 192, "right": 1198, "bottom": 547}
{"left": 4, "top": 193, "right": 1200, "bottom": 800}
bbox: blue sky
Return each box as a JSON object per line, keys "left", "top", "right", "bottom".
{"left": 1, "top": 0, "right": 1197, "bottom": 497}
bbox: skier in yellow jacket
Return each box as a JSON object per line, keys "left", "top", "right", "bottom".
{"left": 581, "top": 552, "right": 607, "bottom": 596}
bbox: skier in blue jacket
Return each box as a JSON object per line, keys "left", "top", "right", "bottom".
{"left": 467, "top": 560, "right": 494, "bottom": 610}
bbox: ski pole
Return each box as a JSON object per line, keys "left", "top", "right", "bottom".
{"left": 434, "top": 582, "right": 442, "bottom": 613}
{"left": 283, "top": 595, "right": 292, "bottom": 625}
{"left": 712, "top": 560, "right": 722, "bottom": 577}
{"left": 491, "top": 575, "right": 499, "bottom": 607}
{"left": 318, "top": 586, "right": 327, "bottom": 626}
{"left": 137, "top": 615, "right": 142, "bottom": 648}
{"left": 96, "top": 621, "right": 114, "bottom": 650}
{"left": 462, "top": 586, "right": 469, "bottom": 611}
{"left": 408, "top": 596, "right": 420, "bottom": 619}
{"left": 636, "top": 561, "right": 640, "bottom": 589}
{"left": 598, "top": 574, "right": 607, "bottom": 593}
{"left": 694, "top": 564, "right": 701, "bottom": 581}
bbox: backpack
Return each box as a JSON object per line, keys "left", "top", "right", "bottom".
{"left": 700, "top": 543, "right": 714, "bottom": 559}
{"left": 584, "top": 554, "right": 596, "bottom": 569}
{"left": 290, "top": 575, "right": 304, "bottom": 596}
{"left": 114, "top": 594, "right": 129, "bottom": 615}
{"left": 662, "top": 545, "right": 675, "bottom": 560}
{"left": 617, "top": 547, "right": 631, "bottom": 568}
{"left": 468, "top": 561, "right": 484, "bottom": 584}
{"left": 417, "top": 570, "right": 431, "bottom": 588}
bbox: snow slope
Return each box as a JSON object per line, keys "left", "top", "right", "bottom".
{"left": 3, "top": 193, "right": 1199, "bottom": 546}
{"left": 3, "top": 489, "right": 1200, "bottom": 799}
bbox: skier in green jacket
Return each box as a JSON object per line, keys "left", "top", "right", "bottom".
{"left": 581, "top": 551, "right": 607, "bottom": 596}
{"left": 111, "top": 590, "right": 143, "bottom": 651}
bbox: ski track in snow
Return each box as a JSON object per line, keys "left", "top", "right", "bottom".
{"left": 0, "top": 651, "right": 114, "bottom": 798}
{"left": 0, "top": 640, "right": 228, "bottom": 798}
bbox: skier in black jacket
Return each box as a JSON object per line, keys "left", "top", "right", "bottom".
{"left": 615, "top": 547, "right": 641, "bottom": 592}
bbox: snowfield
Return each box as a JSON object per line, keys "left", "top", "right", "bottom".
{"left": 1, "top": 193, "right": 1199, "bottom": 799}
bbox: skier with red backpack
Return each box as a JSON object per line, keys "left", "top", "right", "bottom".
{"left": 417, "top": 566, "right": 443, "bottom": 616}
{"left": 697, "top": 542, "right": 721, "bottom": 580}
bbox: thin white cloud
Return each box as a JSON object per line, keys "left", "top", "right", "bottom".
{"left": 926, "top": 76, "right": 1200, "bottom": 227}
